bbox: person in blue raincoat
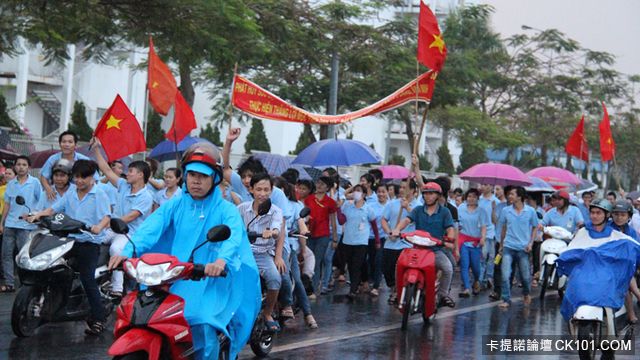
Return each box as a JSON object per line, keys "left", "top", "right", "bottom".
{"left": 557, "top": 199, "right": 640, "bottom": 322}
{"left": 108, "top": 143, "right": 261, "bottom": 360}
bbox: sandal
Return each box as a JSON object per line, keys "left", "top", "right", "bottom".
{"left": 280, "top": 307, "right": 295, "bottom": 319}
{"left": 85, "top": 320, "right": 106, "bottom": 336}
{"left": 472, "top": 281, "right": 481, "bottom": 295}
{"left": 305, "top": 314, "right": 318, "bottom": 329}
{"left": 0, "top": 285, "right": 15, "bottom": 293}
{"left": 458, "top": 290, "right": 471, "bottom": 298}
{"left": 438, "top": 296, "right": 456, "bottom": 308}
{"left": 498, "top": 301, "right": 510, "bottom": 309}
{"left": 265, "top": 320, "right": 281, "bottom": 333}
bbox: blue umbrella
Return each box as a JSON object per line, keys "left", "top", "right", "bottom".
{"left": 149, "top": 136, "right": 213, "bottom": 162}
{"left": 292, "top": 139, "right": 381, "bottom": 167}
{"left": 525, "top": 176, "right": 555, "bottom": 193}
{"left": 250, "top": 152, "right": 312, "bottom": 180}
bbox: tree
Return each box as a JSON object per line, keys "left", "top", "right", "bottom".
{"left": 435, "top": 144, "right": 455, "bottom": 175}
{"left": 457, "top": 139, "right": 487, "bottom": 173}
{"left": 68, "top": 101, "right": 92, "bottom": 141}
{"left": 244, "top": 119, "right": 270, "bottom": 154}
{"left": 146, "top": 110, "right": 165, "bottom": 148}
{"left": 0, "top": 93, "right": 18, "bottom": 128}
{"left": 418, "top": 155, "right": 432, "bottom": 172}
{"left": 199, "top": 123, "right": 221, "bottom": 146}
{"left": 292, "top": 124, "right": 316, "bottom": 155}
{"left": 388, "top": 154, "right": 406, "bottom": 166}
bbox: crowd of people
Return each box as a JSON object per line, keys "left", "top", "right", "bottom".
{"left": 0, "top": 127, "right": 639, "bottom": 357}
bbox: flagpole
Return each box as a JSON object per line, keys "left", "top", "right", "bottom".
{"left": 142, "top": 86, "right": 149, "bottom": 161}
{"left": 228, "top": 63, "right": 238, "bottom": 132}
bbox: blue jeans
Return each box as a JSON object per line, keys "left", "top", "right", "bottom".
{"left": 279, "top": 247, "right": 293, "bottom": 307}
{"left": 500, "top": 247, "right": 531, "bottom": 303}
{"left": 2, "top": 228, "right": 29, "bottom": 287}
{"left": 322, "top": 241, "right": 335, "bottom": 290}
{"left": 460, "top": 245, "right": 482, "bottom": 290}
{"left": 308, "top": 236, "right": 331, "bottom": 293}
{"left": 481, "top": 237, "right": 496, "bottom": 283}
{"left": 290, "top": 248, "right": 312, "bottom": 316}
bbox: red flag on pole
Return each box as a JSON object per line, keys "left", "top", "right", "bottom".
{"left": 165, "top": 91, "right": 197, "bottom": 143}
{"left": 148, "top": 37, "right": 177, "bottom": 115}
{"left": 94, "top": 95, "right": 147, "bottom": 161}
{"left": 598, "top": 102, "right": 615, "bottom": 162}
{"left": 565, "top": 115, "right": 589, "bottom": 161}
{"left": 417, "top": 1, "right": 447, "bottom": 72}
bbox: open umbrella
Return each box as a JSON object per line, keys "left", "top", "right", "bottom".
{"left": 251, "top": 152, "right": 312, "bottom": 180}
{"left": 460, "top": 163, "right": 532, "bottom": 186}
{"left": 526, "top": 166, "right": 581, "bottom": 188}
{"left": 29, "top": 148, "right": 59, "bottom": 169}
{"left": 149, "top": 136, "right": 213, "bottom": 162}
{"left": 378, "top": 165, "right": 412, "bottom": 180}
{"left": 292, "top": 139, "right": 381, "bottom": 167}
{"left": 525, "top": 176, "right": 555, "bottom": 193}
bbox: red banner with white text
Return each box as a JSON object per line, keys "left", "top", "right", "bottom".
{"left": 232, "top": 71, "right": 437, "bottom": 125}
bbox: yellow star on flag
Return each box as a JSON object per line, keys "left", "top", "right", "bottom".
{"left": 429, "top": 34, "right": 445, "bottom": 54}
{"left": 106, "top": 115, "right": 122, "bottom": 130}
{"left": 152, "top": 81, "right": 159, "bottom": 89}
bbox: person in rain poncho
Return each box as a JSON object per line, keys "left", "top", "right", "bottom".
{"left": 109, "top": 143, "right": 261, "bottom": 360}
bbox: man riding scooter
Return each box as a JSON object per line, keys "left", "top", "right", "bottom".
{"left": 390, "top": 182, "right": 457, "bottom": 308}
{"left": 109, "top": 143, "right": 260, "bottom": 360}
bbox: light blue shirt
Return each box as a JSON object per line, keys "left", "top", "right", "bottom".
{"left": 458, "top": 203, "right": 490, "bottom": 240}
{"left": 230, "top": 171, "right": 289, "bottom": 213}
{"left": 237, "top": 201, "right": 283, "bottom": 255}
{"left": 96, "top": 182, "right": 117, "bottom": 209}
{"left": 39, "top": 185, "right": 74, "bottom": 210}
{"left": 577, "top": 203, "right": 590, "bottom": 226}
{"left": 146, "top": 178, "right": 165, "bottom": 195}
{"left": 4, "top": 175, "right": 43, "bottom": 230}
{"left": 542, "top": 205, "right": 584, "bottom": 233}
{"left": 369, "top": 200, "right": 387, "bottom": 239}
{"left": 383, "top": 198, "right": 422, "bottom": 250}
{"left": 329, "top": 187, "right": 345, "bottom": 236}
{"left": 498, "top": 204, "right": 539, "bottom": 251}
{"left": 341, "top": 201, "right": 376, "bottom": 246}
{"left": 114, "top": 178, "right": 153, "bottom": 235}
{"left": 479, "top": 195, "right": 499, "bottom": 239}
{"left": 154, "top": 187, "right": 183, "bottom": 208}
{"left": 39, "top": 152, "right": 98, "bottom": 181}
{"left": 284, "top": 200, "right": 304, "bottom": 252}
{"left": 51, "top": 184, "right": 111, "bottom": 244}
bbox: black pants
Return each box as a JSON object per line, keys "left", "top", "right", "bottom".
{"left": 69, "top": 242, "right": 105, "bottom": 322}
{"left": 333, "top": 234, "right": 347, "bottom": 275}
{"left": 342, "top": 244, "right": 368, "bottom": 294}
{"left": 382, "top": 248, "right": 403, "bottom": 288}
{"left": 532, "top": 241, "right": 542, "bottom": 276}
{"left": 493, "top": 241, "right": 503, "bottom": 295}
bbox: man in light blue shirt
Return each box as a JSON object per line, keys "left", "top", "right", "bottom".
{"left": 39, "top": 131, "right": 96, "bottom": 201}
{"left": 479, "top": 183, "right": 499, "bottom": 288}
{"left": 1, "top": 156, "right": 42, "bottom": 291}
{"left": 541, "top": 191, "right": 584, "bottom": 233}
{"left": 29, "top": 159, "right": 111, "bottom": 334}
{"left": 93, "top": 139, "right": 153, "bottom": 295}
{"left": 497, "top": 186, "right": 538, "bottom": 307}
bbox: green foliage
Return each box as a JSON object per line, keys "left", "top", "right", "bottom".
{"left": 146, "top": 110, "right": 165, "bottom": 148}
{"left": 199, "top": 123, "right": 221, "bottom": 146}
{"left": 435, "top": 144, "right": 455, "bottom": 175}
{"left": 388, "top": 154, "right": 405, "bottom": 166}
{"left": 292, "top": 124, "right": 316, "bottom": 155}
{"left": 0, "top": 93, "right": 18, "bottom": 128}
{"left": 457, "top": 139, "right": 487, "bottom": 173}
{"left": 244, "top": 119, "right": 270, "bottom": 154}
{"left": 591, "top": 171, "right": 601, "bottom": 187}
{"left": 418, "top": 155, "right": 432, "bottom": 172}
{"left": 68, "top": 101, "right": 92, "bottom": 141}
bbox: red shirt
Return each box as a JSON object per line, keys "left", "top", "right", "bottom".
{"left": 304, "top": 194, "right": 337, "bottom": 238}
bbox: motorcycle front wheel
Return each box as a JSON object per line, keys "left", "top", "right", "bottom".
{"left": 400, "top": 283, "right": 416, "bottom": 331}
{"left": 250, "top": 317, "right": 274, "bottom": 357}
{"left": 576, "top": 321, "right": 598, "bottom": 360}
{"left": 539, "top": 263, "right": 551, "bottom": 300}
{"left": 11, "top": 285, "right": 44, "bottom": 337}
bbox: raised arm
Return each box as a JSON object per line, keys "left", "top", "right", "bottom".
{"left": 222, "top": 128, "right": 241, "bottom": 184}
{"left": 91, "top": 137, "right": 120, "bottom": 187}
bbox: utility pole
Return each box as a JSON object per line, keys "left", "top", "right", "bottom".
{"left": 327, "top": 51, "right": 339, "bottom": 139}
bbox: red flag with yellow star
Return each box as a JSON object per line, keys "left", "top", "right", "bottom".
{"left": 598, "top": 102, "right": 615, "bottom": 162}
{"left": 565, "top": 115, "right": 589, "bottom": 161}
{"left": 148, "top": 37, "right": 177, "bottom": 115}
{"left": 417, "top": 1, "right": 447, "bottom": 72}
{"left": 94, "top": 95, "right": 147, "bottom": 161}
{"left": 165, "top": 91, "right": 197, "bottom": 143}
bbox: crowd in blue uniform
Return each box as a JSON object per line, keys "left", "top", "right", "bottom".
{"left": 1, "top": 128, "right": 640, "bottom": 359}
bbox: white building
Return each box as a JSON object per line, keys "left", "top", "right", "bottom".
{"left": 0, "top": 0, "right": 464, "bottom": 171}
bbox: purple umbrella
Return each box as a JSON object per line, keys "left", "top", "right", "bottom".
{"left": 378, "top": 165, "right": 413, "bottom": 180}
{"left": 460, "top": 163, "right": 532, "bottom": 186}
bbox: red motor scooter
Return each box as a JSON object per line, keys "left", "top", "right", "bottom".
{"left": 396, "top": 230, "right": 441, "bottom": 330}
{"left": 107, "top": 219, "right": 232, "bottom": 360}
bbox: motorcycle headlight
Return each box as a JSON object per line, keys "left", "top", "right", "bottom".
{"left": 17, "top": 241, "right": 74, "bottom": 271}
{"left": 130, "top": 261, "right": 185, "bottom": 287}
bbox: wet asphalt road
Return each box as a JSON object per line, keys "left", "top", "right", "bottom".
{"left": 0, "top": 276, "right": 638, "bottom": 360}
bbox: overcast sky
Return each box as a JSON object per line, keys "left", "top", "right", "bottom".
{"left": 475, "top": 0, "right": 639, "bottom": 79}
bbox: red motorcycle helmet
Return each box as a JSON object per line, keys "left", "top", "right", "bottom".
{"left": 421, "top": 182, "right": 442, "bottom": 194}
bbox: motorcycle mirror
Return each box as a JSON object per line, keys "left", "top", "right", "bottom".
{"left": 15, "top": 196, "right": 25, "bottom": 206}
{"left": 257, "top": 199, "right": 272, "bottom": 216}
{"left": 299, "top": 207, "right": 311, "bottom": 218}
{"left": 110, "top": 218, "right": 129, "bottom": 235}
{"left": 207, "top": 225, "right": 231, "bottom": 243}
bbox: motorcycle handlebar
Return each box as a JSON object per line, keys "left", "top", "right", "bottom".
{"left": 191, "top": 263, "right": 227, "bottom": 280}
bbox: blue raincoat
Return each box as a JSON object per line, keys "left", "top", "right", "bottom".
{"left": 121, "top": 186, "right": 261, "bottom": 359}
{"left": 557, "top": 224, "right": 640, "bottom": 321}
